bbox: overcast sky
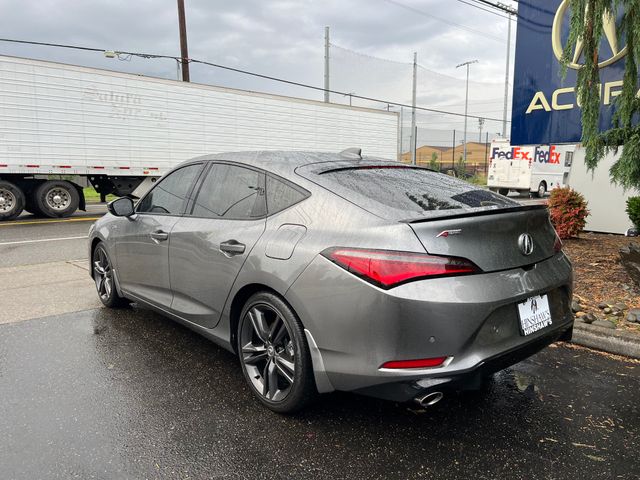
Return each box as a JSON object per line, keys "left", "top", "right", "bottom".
{"left": 0, "top": 0, "right": 519, "bottom": 144}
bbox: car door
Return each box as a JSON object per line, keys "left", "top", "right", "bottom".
{"left": 115, "top": 163, "right": 204, "bottom": 308}
{"left": 168, "top": 162, "right": 267, "bottom": 328}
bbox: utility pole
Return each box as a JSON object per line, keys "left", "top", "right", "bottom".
{"left": 478, "top": 117, "right": 485, "bottom": 142}
{"left": 324, "top": 27, "right": 330, "bottom": 103}
{"left": 410, "top": 52, "right": 417, "bottom": 165}
{"left": 498, "top": 2, "right": 517, "bottom": 138}
{"left": 177, "top": 0, "right": 190, "bottom": 82}
{"left": 456, "top": 59, "right": 478, "bottom": 164}
{"left": 399, "top": 106, "right": 404, "bottom": 156}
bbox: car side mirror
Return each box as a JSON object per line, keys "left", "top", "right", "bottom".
{"left": 108, "top": 197, "right": 135, "bottom": 217}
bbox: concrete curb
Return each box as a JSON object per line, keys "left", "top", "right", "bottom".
{"left": 572, "top": 322, "right": 640, "bottom": 359}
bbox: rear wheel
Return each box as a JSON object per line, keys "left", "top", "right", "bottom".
{"left": 0, "top": 180, "right": 25, "bottom": 221}
{"left": 536, "top": 181, "right": 547, "bottom": 198}
{"left": 498, "top": 188, "right": 509, "bottom": 196}
{"left": 238, "top": 292, "right": 317, "bottom": 413}
{"left": 35, "top": 180, "right": 79, "bottom": 218}
{"left": 93, "top": 243, "right": 129, "bottom": 308}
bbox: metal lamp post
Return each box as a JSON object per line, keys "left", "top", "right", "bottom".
{"left": 456, "top": 60, "right": 478, "bottom": 165}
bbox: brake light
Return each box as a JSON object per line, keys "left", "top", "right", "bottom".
{"left": 322, "top": 247, "right": 480, "bottom": 289}
{"left": 553, "top": 235, "right": 563, "bottom": 253}
{"left": 381, "top": 357, "right": 448, "bottom": 369}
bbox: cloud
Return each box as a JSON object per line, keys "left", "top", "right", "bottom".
{"left": 0, "top": 0, "right": 517, "bottom": 134}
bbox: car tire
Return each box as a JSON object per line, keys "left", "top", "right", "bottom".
{"left": 498, "top": 188, "right": 509, "bottom": 196}
{"left": 237, "top": 291, "right": 317, "bottom": 413}
{"left": 0, "top": 180, "right": 25, "bottom": 221}
{"left": 35, "top": 180, "right": 80, "bottom": 218}
{"left": 92, "top": 242, "right": 129, "bottom": 308}
{"left": 536, "top": 181, "right": 547, "bottom": 198}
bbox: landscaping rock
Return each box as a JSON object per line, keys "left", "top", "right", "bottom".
{"left": 597, "top": 302, "right": 608, "bottom": 309}
{"left": 592, "top": 319, "right": 617, "bottom": 329}
{"left": 630, "top": 308, "right": 640, "bottom": 317}
{"left": 571, "top": 300, "right": 582, "bottom": 313}
{"left": 603, "top": 307, "right": 612, "bottom": 314}
{"left": 582, "top": 313, "right": 597, "bottom": 324}
{"left": 575, "top": 311, "right": 587, "bottom": 318}
{"left": 620, "top": 243, "right": 640, "bottom": 290}
{"left": 614, "top": 302, "right": 628, "bottom": 311}
{"left": 612, "top": 311, "right": 623, "bottom": 317}
{"left": 626, "top": 313, "right": 638, "bottom": 323}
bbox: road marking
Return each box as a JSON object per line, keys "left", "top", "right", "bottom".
{"left": 0, "top": 236, "right": 87, "bottom": 246}
{"left": 0, "top": 217, "right": 100, "bottom": 227}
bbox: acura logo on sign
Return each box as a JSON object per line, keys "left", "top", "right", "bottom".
{"left": 518, "top": 233, "right": 534, "bottom": 256}
{"left": 552, "top": 0, "right": 627, "bottom": 70}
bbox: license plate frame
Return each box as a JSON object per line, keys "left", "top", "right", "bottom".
{"left": 517, "top": 294, "right": 552, "bottom": 336}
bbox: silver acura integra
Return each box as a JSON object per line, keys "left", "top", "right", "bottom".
{"left": 89, "top": 149, "right": 573, "bottom": 413}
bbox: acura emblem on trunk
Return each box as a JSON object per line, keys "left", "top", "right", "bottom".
{"left": 518, "top": 233, "right": 534, "bottom": 256}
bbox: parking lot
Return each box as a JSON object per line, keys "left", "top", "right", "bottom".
{"left": 0, "top": 206, "right": 638, "bottom": 479}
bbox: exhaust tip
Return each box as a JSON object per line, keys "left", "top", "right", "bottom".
{"left": 415, "top": 391, "right": 444, "bottom": 408}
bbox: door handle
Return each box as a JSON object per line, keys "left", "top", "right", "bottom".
{"left": 150, "top": 230, "right": 169, "bottom": 242}
{"left": 219, "top": 240, "right": 246, "bottom": 256}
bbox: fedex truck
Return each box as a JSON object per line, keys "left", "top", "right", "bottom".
{"left": 487, "top": 139, "right": 574, "bottom": 197}
{"left": 0, "top": 55, "right": 398, "bottom": 221}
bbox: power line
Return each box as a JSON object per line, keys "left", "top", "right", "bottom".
{"left": 380, "top": 0, "right": 505, "bottom": 43}
{"left": 0, "top": 37, "right": 510, "bottom": 123}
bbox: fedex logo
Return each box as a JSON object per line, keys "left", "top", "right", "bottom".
{"left": 534, "top": 146, "right": 561, "bottom": 164}
{"left": 490, "top": 147, "right": 531, "bottom": 160}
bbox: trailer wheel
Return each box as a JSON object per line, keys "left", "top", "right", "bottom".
{"left": 0, "top": 180, "right": 25, "bottom": 221}
{"left": 498, "top": 188, "right": 509, "bottom": 196}
{"left": 24, "top": 189, "right": 44, "bottom": 216}
{"left": 35, "top": 180, "right": 80, "bottom": 218}
{"left": 536, "top": 181, "right": 547, "bottom": 198}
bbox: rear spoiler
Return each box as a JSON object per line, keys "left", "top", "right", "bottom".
{"left": 401, "top": 204, "right": 548, "bottom": 224}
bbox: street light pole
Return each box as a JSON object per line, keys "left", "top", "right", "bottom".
{"left": 456, "top": 60, "right": 478, "bottom": 165}
{"left": 177, "top": 0, "right": 190, "bottom": 82}
{"left": 497, "top": 2, "right": 517, "bottom": 138}
{"left": 410, "top": 52, "right": 417, "bottom": 165}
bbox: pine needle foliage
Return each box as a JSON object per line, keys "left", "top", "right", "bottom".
{"left": 562, "top": 0, "right": 640, "bottom": 189}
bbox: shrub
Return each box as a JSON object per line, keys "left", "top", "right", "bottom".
{"left": 626, "top": 196, "right": 640, "bottom": 229}
{"left": 547, "top": 186, "right": 589, "bottom": 239}
{"left": 429, "top": 152, "right": 439, "bottom": 171}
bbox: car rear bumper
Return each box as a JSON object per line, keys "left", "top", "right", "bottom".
{"left": 285, "top": 252, "right": 573, "bottom": 401}
{"left": 353, "top": 320, "right": 573, "bottom": 402}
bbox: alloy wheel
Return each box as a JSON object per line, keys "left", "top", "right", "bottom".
{"left": 93, "top": 247, "right": 113, "bottom": 302}
{"left": 0, "top": 187, "right": 16, "bottom": 213}
{"left": 240, "top": 304, "right": 296, "bottom": 402}
{"left": 45, "top": 187, "right": 72, "bottom": 211}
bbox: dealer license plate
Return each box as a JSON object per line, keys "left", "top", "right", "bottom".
{"left": 517, "top": 294, "right": 552, "bottom": 336}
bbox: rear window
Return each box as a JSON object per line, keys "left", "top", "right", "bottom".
{"left": 312, "top": 166, "right": 519, "bottom": 220}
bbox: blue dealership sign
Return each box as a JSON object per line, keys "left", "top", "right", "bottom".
{"left": 511, "top": 0, "right": 633, "bottom": 145}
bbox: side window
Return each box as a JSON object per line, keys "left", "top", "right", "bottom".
{"left": 266, "top": 175, "right": 308, "bottom": 215}
{"left": 137, "top": 164, "right": 202, "bottom": 215}
{"left": 191, "top": 163, "right": 265, "bottom": 219}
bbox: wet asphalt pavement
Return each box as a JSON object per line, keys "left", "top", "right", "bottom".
{"left": 1, "top": 306, "right": 638, "bottom": 480}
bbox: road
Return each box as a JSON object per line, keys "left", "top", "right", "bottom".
{"left": 2, "top": 198, "right": 638, "bottom": 480}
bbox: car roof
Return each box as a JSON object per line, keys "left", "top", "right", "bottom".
{"left": 186, "top": 150, "right": 397, "bottom": 178}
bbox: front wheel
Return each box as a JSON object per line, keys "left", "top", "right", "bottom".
{"left": 535, "top": 181, "right": 547, "bottom": 198}
{"left": 238, "top": 292, "right": 317, "bottom": 413}
{"left": 93, "top": 243, "right": 129, "bottom": 308}
{"left": 498, "top": 188, "right": 509, "bottom": 196}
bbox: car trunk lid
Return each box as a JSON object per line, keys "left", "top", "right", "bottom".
{"left": 407, "top": 206, "right": 556, "bottom": 272}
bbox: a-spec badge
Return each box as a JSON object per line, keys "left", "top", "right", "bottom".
{"left": 436, "top": 229, "right": 462, "bottom": 238}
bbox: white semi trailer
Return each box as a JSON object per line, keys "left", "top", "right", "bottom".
{"left": 0, "top": 55, "right": 398, "bottom": 220}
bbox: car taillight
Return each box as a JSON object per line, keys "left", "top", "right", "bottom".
{"left": 380, "top": 357, "right": 449, "bottom": 369}
{"left": 553, "top": 235, "right": 563, "bottom": 253}
{"left": 321, "top": 247, "right": 480, "bottom": 289}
